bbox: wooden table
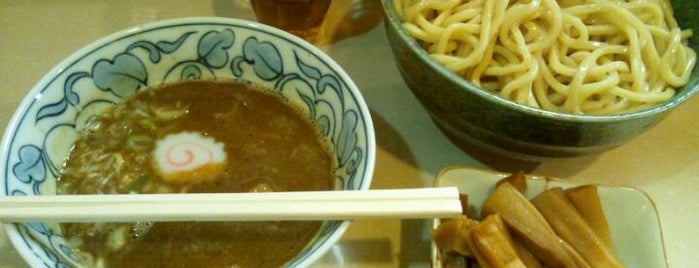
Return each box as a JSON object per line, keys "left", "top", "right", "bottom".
{"left": 2, "top": 0, "right": 698, "bottom": 267}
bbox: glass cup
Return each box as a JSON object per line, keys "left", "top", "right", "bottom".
{"left": 250, "top": 0, "right": 332, "bottom": 42}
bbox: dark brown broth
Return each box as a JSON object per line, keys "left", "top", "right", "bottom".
{"left": 57, "top": 80, "right": 334, "bottom": 267}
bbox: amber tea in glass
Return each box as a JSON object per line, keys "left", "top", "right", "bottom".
{"left": 251, "top": 0, "right": 332, "bottom": 40}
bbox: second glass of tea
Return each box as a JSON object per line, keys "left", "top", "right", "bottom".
{"left": 251, "top": 0, "right": 332, "bottom": 42}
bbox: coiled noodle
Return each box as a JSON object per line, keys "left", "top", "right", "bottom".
{"left": 395, "top": 0, "right": 696, "bottom": 114}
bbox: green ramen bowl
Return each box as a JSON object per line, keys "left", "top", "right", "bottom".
{"left": 0, "top": 17, "right": 375, "bottom": 267}
{"left": 381, "top": 0, "right": 699, "bottom": 157}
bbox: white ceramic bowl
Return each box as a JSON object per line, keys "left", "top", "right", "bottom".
{"left": 0, "top": 17, "right": 375, "bottom": 267}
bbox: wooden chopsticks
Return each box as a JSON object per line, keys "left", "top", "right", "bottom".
{"left": 0, "top": 187, "right": 462, "bottom": 222}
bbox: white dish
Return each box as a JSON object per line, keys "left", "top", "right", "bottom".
{"left": 431, "top": 166, "right": 668, "bottom": 268}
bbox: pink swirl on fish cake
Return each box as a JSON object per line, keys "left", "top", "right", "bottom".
{"left": 152, "top": 132, "right": 227, "bottom": 183}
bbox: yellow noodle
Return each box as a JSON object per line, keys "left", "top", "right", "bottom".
{"left": 395, "top": 0, "right": 696, "bottom": 114}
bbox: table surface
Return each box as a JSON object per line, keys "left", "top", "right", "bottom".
{"left": 1, "top": 1, "right": 698, "bottom": 267}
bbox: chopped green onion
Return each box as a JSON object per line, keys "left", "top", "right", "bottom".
{"left": 126, "top": 135, "right": 154, "bottom": 152}
{"left": 139, "top": 118, "right": 157, "bottom": 132}
{"left": 128, "top": 174, "right": 149, "bottom": 193}
{"left": 114, "top": 153, "right": 125, "bottom": 168}
{"left": 152, "top": 105, "right": 188, "bottom": 121}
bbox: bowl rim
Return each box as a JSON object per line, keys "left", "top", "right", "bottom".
{"left": 1, "top": 16, "right": 376, "bottom": 267}
{"left": 380, "top": 0, "right": 699, "bottom": 122}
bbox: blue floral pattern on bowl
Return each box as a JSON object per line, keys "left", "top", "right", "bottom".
{"left": 1, "top": 17, "right": 375, "bottom": 267}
